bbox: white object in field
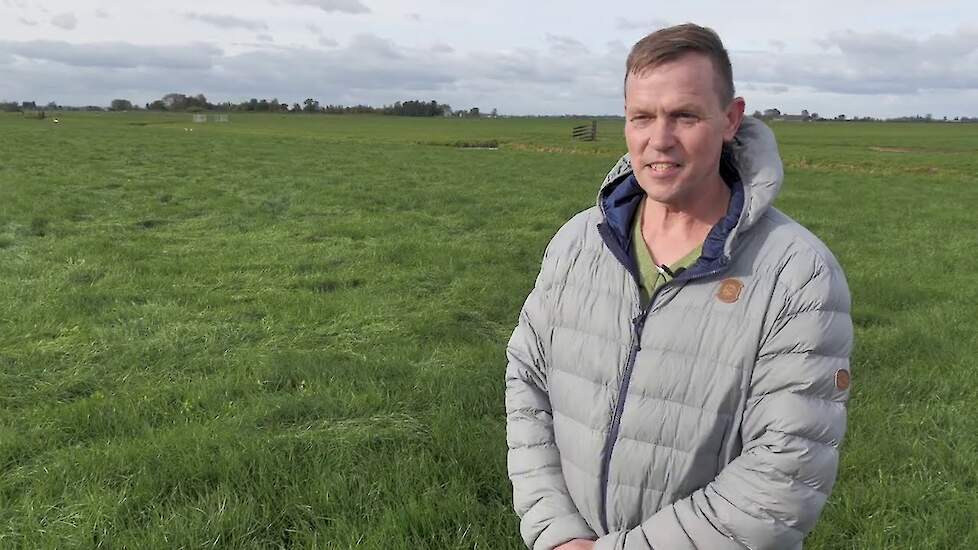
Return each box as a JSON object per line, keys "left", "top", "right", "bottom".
{"left": 192, "top": 114, "right": 206, "bottom": 123}
{"left": 53, "top": 118, "right": 60, "bottom": 123}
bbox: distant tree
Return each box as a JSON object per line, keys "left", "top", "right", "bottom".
{"left": 183, "top": 93, "right": 210, "bottom": 111}
{"left": 762, "top": 108, "right": 781, "bottom": 118}
{"left": 386, "top": 99, "right": 447, "bottom": 116}
{"left": 0, "top": 101, "right": 20, "bottom": 112}
{"left": 110, "top": 99, "right": 134, "bottom": 111}
{"left": 162, "top": 93, "right": 188, "bottom": 110}
{"left": 147, "top": 100, "right": 167, "bottom": 111}
{"left": 468, "top": 107, "right": 480, "bottom": 117}
{"left": 22, "top": 101, "right": 37, "bottom": 110}
{"left": 303, "top": 98, "right": 320, "bottom": 112}
{"left": 291, "top": 103, "right": 301, "bottom": 112}
{"left": 800, "top": 109, "right": 810, "bottom": 120}
{"left": 751, "top": 110, "right": 763, "bottom": 119}
{"left": 490, "top": 108, "right": 498, "bottom": 118}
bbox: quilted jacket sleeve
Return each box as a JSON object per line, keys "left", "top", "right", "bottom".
{"left": 506, "top": 246, "right": 598, "bottom": 550}
{"left": 595, "top": 256, "right": 853, "bottom": 550}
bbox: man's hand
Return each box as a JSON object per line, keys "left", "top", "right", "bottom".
{"left": 555, "top": 539, "right": 595, "bottom": 550}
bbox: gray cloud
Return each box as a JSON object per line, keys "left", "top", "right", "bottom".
{"left": 347, "top": 33, "right": 402, "bottom": 59}
{"left": 546, "top": 34, "right": 589, "bottom": 55}
{"left": 606, "top": 40, "right": 629, "bottom": 55}
{"left": 256, "top": 34, "right": 274, "bottom": 42}
{"left": 283, "top": 0, "right": 370, "bottom": 14}
{"left": 0, "top": 40, "right": 222, "bottom": 69}
{"left": 6, "top": 26, "right": 975, "bottom": 116}
{"left": 304, "top": 23, "right": 337, "bottom": 46}
{"left": 50, "top": 12, "right": 77, "bottom": 30}
{"left": 736, "top": 27, "right": 978, "bottom": 95}
{"left": 824, "top": 28, "right": 978, "bottom": 59}
{"left": 0, "top": 33, "right": 624, "bottom": 114}
{"left": 760, "top": 84, "right": 789, "bottom": 94}
{"left": 18, "top": 17, "right": 38, "bottom": 26}
{"left": 95, "top": 9, "right": 109, "bottom": 19}
{"left": 183, "top": 13, "right": 268, "bottom": 31}
{"left": 615, "top": 17, "right": 670, "bottom": 32}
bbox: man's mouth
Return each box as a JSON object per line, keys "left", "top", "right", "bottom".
{"left": 648, "top": 162, "right": 681, "bottom": 173}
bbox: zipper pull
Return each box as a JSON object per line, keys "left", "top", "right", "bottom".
{"left": 632, "top": 315, "right": 646, "bottom": 350}
{"left": 632, "top": 314, "right": 643, "bottom": 331}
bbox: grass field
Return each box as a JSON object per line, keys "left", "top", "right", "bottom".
{"left": 1, "top": 111, "right": 977, "bottom": 548}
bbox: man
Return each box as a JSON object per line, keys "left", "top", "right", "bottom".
{"left": 505, "top": 24, "right": 852, "bottom": 550}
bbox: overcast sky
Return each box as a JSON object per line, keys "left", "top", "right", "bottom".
{"left": 3, "top": 0, "right": 978, "bottom": 117}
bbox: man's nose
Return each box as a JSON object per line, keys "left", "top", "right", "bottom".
{"left": 648, "top": 118, "right": 676, "bottom": 151}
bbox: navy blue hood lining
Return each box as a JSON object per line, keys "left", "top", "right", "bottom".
{"left": 598, "top": 150, "right": 745, "bottom": 282}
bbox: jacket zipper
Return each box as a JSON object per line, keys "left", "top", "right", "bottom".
{"left": 598, "top": 305, "right": 648, "bottom": 533}
{"left": 596, "top": 227, "right": 730, "bottom": 532}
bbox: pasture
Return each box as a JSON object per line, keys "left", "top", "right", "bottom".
{"left": 1, "top": 112, "right": 977, "bottom": 548}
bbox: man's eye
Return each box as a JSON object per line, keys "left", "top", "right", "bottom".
{"left": 676, "top": 112, "right": 698, "bottom": 121}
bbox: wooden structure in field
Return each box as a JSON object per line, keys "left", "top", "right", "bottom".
{"left": 572, "top": 120, "right": 597, "bottom": 141}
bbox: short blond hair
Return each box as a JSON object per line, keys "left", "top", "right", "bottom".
{"left": 625, "top": 23, "right": 734, "bottom": 105}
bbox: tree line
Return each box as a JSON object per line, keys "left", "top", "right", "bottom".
{"left": 1, "top": 94, "right": 491, "bottom": 117}
{"left": 3, "top": 96, "right": 973, "bottom": 122}
{"left": 750, "top": 108, "right": 978, "bottom": 123}
{"left": 0, "top": 93, "right": 487, "bottom": 117}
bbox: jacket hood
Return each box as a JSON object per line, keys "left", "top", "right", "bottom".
{"left": 596, "top": 117, "right": 784, "bottom": 263}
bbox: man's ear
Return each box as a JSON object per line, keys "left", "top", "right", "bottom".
{"left": 723, "top": 97, "right": 746, "bottom": 142}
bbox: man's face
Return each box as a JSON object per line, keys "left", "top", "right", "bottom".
{"left": 624, "top": 53, "right": 745, "bottom": 208}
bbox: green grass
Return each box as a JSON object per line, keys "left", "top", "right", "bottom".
{"left": 1, "top": 112, "right": 977, "bottom": 548}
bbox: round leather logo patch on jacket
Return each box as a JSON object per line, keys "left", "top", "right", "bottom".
{"left": 717, "top": 278, "right": 744, "bottom": 303}
{"left": 835, "top": 369, "right": 851, "bottom": 391}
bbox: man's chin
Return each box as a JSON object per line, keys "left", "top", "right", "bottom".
{"left": 635, "top": 175, "right": 681, "bottom": 198}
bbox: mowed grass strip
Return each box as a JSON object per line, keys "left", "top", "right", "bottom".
{"left": 1, "top": 112, "right": 977, "bottom": 548}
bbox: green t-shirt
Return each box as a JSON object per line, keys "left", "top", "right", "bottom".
{"left": 632, "top": 201, "right": 702, "bottom": 306}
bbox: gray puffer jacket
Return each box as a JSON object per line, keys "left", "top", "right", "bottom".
{"left": 505, "top": 118, "right": 853, "bottom": 550}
